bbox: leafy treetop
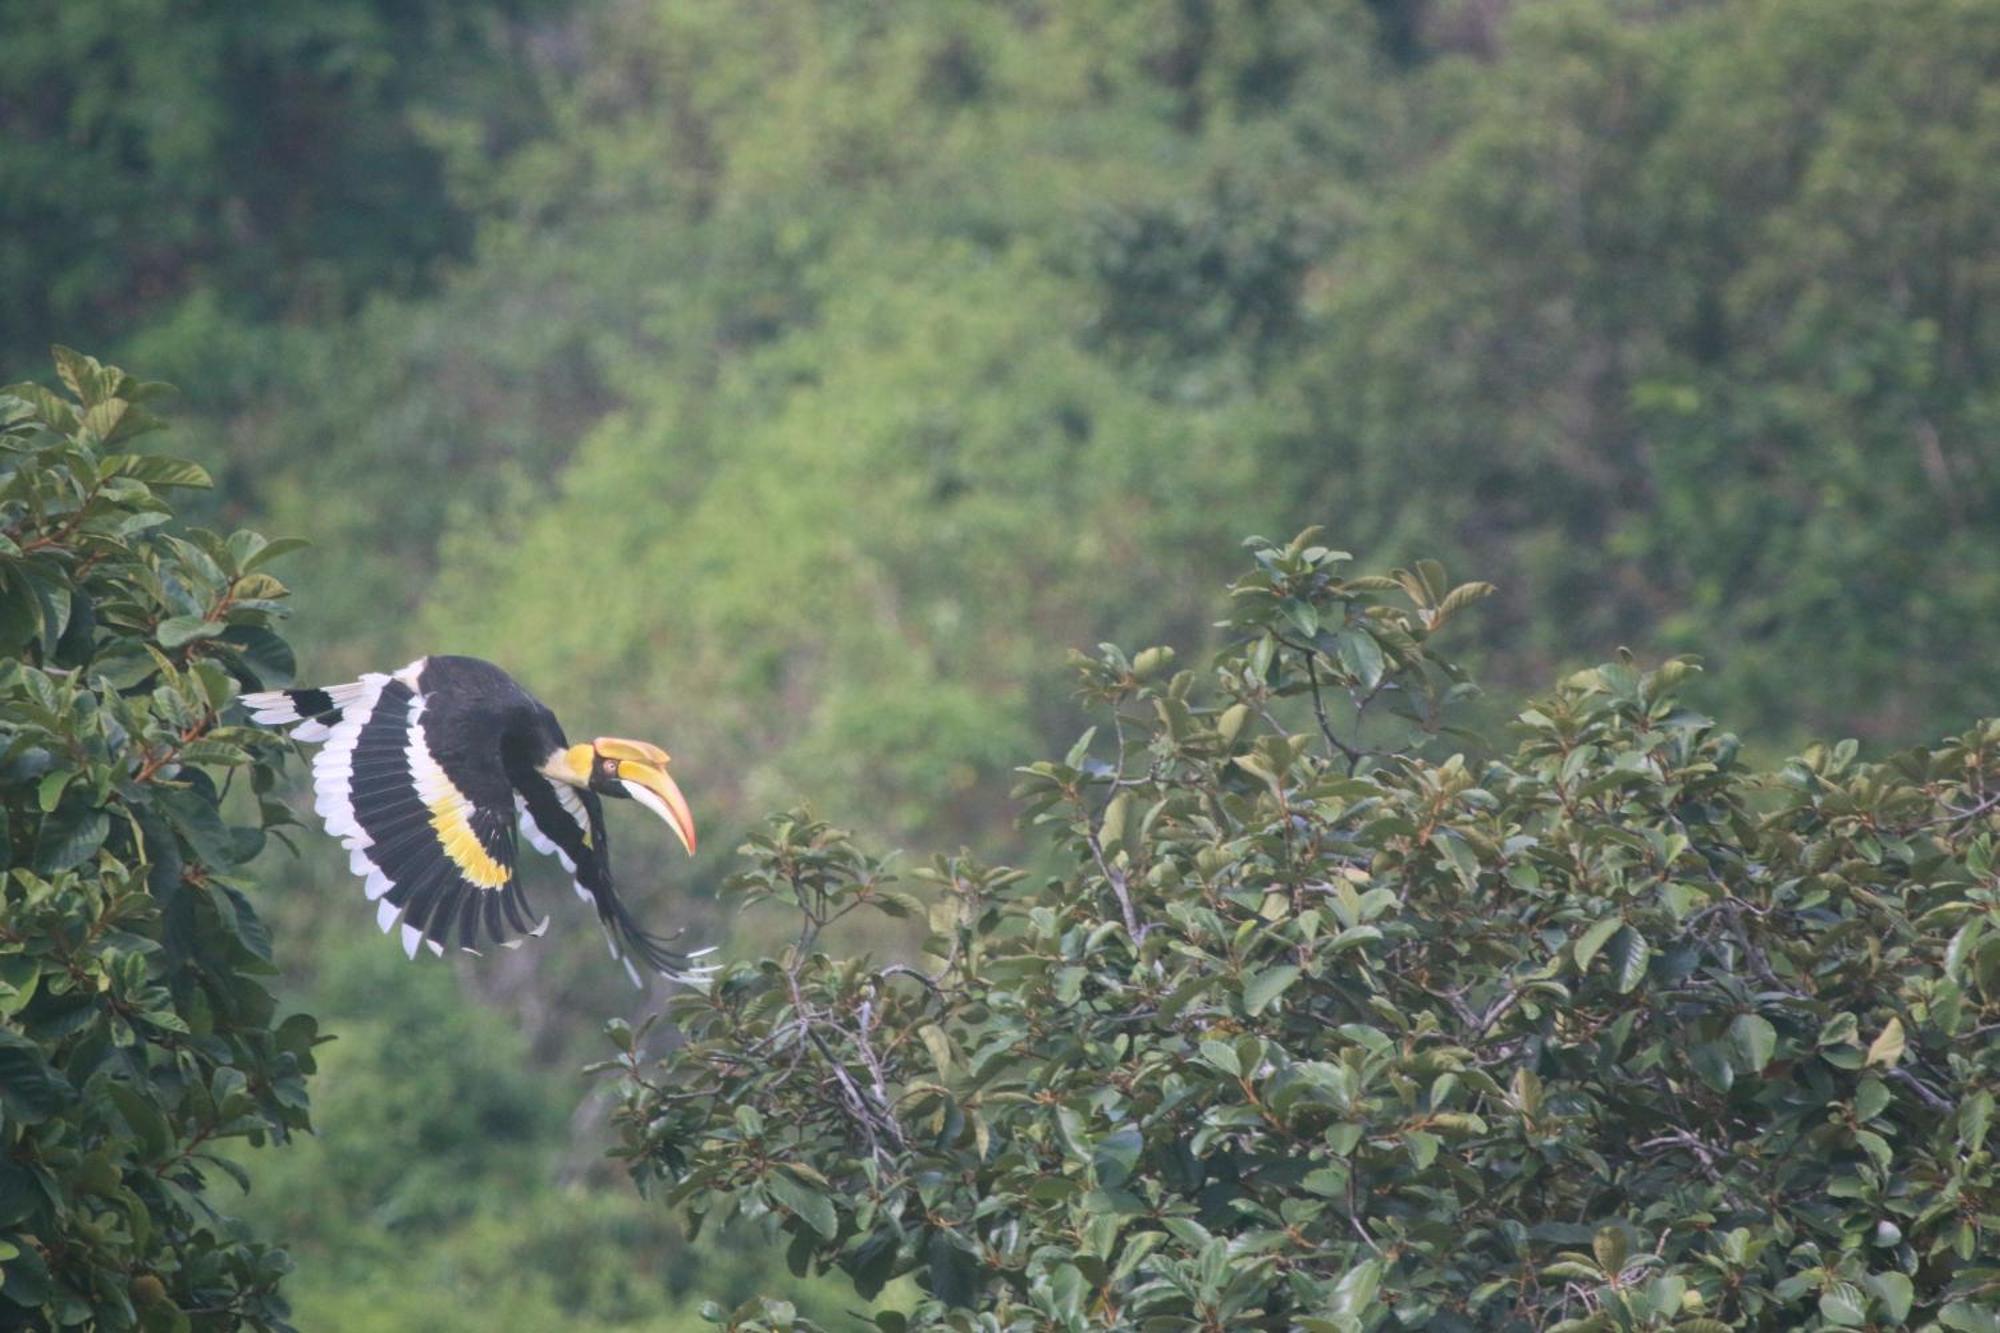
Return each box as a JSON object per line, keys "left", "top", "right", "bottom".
{"left": 604, "top": 530, "right": 2000, "bottom": 1332}
{"left": 1, "top": 350, "right": 316, "bottom": 1331}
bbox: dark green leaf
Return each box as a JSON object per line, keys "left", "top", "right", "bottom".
{"left": 1334, "top": 628, "right": 1386, "bottom": 691}
{"left": 34, "top": 800, "right": 107, "bottom": 874}
{"left": 765, "top": 1170, "right": 838, "bottom": 1240}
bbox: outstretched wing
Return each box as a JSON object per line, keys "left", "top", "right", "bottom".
{"left": 512, "top": 766, "right": 708, "bottom": 987}
{"left": 246, "top": 668, "right": 548, "bottom": 958}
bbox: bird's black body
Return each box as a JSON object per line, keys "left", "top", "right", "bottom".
{"left": 245, "top": 655, "right": 702, "bottom": 984}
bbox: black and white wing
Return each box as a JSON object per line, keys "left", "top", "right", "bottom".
{"left": 245, "top": 661, "right": 548, "bottom": 958}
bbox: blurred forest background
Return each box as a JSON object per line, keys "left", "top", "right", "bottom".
{"left": 4, "top": 0, "right": 1996, "bottom": 1326}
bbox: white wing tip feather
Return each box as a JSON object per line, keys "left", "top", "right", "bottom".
{"left": 241, "top": 690, "right": 298, "bottom": 722}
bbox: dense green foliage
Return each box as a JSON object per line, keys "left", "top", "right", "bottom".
{"left": 612, "top": 534, "right": 2000, "bottom": 1330}
{"left": 1305, "top": 0, "right": 2000, "bottom": 737}
{"left": 6, "top": 0, "right": 2000, "bottom": 1326}
{"left": 0, "top": 1, "right": 549, "bottom": 365}
{"left": 0, "top": 353, "right": 314, "bottom": 1328}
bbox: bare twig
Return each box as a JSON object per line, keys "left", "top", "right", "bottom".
{"left": 1888, "top": 1066, "right": 1955, "bottom": 1114}
{"left": 879, "top": 963, "right": 945, "bottom": 1000}
{"left": 1636, "top": 1130, "right": 1723, "bottom": 1181}
{"left": 851, "top": 996, "right": 909, "bottom": 1151}
{"left": 1082, "top": 815, "right": 1145, "bottom": 943}
{"left": 1288, "top": 637, "right": 1367, "bottom": 773}
{"left": 1917, "top": 791, "right": 2000, "bottom": 830}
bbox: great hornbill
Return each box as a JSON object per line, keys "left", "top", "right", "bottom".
{"left": 245, "top": 655, "right": 709, "bottom": 986}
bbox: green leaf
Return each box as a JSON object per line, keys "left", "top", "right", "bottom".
{"left": 157, "top": 785, "right": 250, "bottom": 869}
{"left": 1334, "top": 627, "right": 1386, "bottom": 690}
{"left": 1690, "top": 1041, "right": 1734, "bottom": 1093}
{"left": 35, "top": 768, "right": 73, "bottom": 813}
{"left": 1819, "top": 1282, "right": 1866, "bottom": 1326}
{"left": 918, "top": 1024, "right": 954, "bottom": 1080}
{"left": 232, "top": 533, "right": 310, "bottom": 573}
{"left": 925, "top": 1230, "right": 980, "bottom": 1308}
{"left": 1431, "top": 581, "right": 1496, "bottom": 626}
{"left": 1199, "top": 1040, "right": 1241, "bottom": 1077}
{"left": 1729, "top": 1013, "right": 1776, "bottom": 1073}
{"left": 0, "top": 959, "right": 40, "bottom": 1018}
{"left": 1940, "top": 1302, "right": 2000, "bottom": 1333}
{"left": 1864, "top": 1017, "right": 1905, "bottom": 1068}
{"left": 1329, "top": 1259, "right": 1382, "bottom": 1315}
{"left": 1961, "top": 1090, "right": 1993, "bottom": 1152}
{"left": 51, "top": 345, "right": 106, "bottom": 405}
{"left": 1865, "top": 1272, "right": 1913, "bottom": 1323}
{"left": 0, "top": 569, "right": 39, "bottom": 654}
{"left": 1302, "top": 1166, "right": 1350, "bottom": 1198}
{"left": 1946, "top": 917, "right": 1986, "bottom": 981}
{"left": 1099, "top": 790, "right": 1132, "bottom": 851}
{"left": 1612, "top": 925, "right": 1649, "bottom": 994}
{"left": 101, "top": 453, "right": 213, "bottom": 489}
{"left": 1573, "top": 915, "right": 1622, "bottom": 972}
{"left": 34, "top": 801, "right": 107, "bottom": 874}
{"left": 765, "top": 1169, "right": 838, "bottom": 1240}
{"left": 105, "top": 1081, "right": 170, "bottom": 1159}
{"left": 157, "top": 615, "right": 224, "bottom": 648}
{"left": 1241, "top": 964, "right": 1300, "bottom": 1016}
{"left": 1439, "top": 832, "right": 1479, "bottom": 889}
{"left": 218, "top": 624, "right": 296, "bottom": 688}
{"left": 0, "top": 1032, "right": 74, "bottom": 1122}
{"left": 1091, "top": 1127, "right": 1143, "bottom": 1188}
{"left": 1234, "top": 753, "right": 1281, "bottom": 790}
{"left": 1853, "top": 1128, "right": 1893, "bottom": 1172}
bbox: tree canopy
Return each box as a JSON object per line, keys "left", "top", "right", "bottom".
{"left": 1, "top": 351, "right": 315, "bottom": 1329}
{"left": 608, "top": 534, "right": 2000, "bottom": 1331}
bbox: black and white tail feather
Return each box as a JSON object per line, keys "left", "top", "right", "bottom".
{"left": 245, "top": 656, "right": 715, "bottom": 988}
{"left": 513, "top": 785, "right": 716, "bottom": 989}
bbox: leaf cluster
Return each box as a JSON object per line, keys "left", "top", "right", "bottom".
{"left": 605, "top": 531, "right": 2000, "bottom": 1332}
{"left": 0, "top": 351, "right": 315, "bottom": 1330}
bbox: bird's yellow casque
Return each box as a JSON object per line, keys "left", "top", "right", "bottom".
{"left": 243, "top": 655, "right": 710, "bottom": 986}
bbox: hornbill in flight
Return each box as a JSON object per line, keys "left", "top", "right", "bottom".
{"left": 245, "top": 655, "right": 709, "bottom": 986}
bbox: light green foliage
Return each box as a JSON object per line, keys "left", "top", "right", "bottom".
{"left": 0, "top": 352, "right": 315, "bottom": 1328}
{"left": 427, "top": 245, "right": 1264, "bottom": 841}
{"left": 606, "top": 533, "right": 2000, "bottom": 1330}
{"left": 393, "top": 0, "right": 1376, "bottom": 861}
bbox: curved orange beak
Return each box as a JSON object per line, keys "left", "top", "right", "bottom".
{"left": 614, "top": 757, "right": 696, "bottom": 855}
